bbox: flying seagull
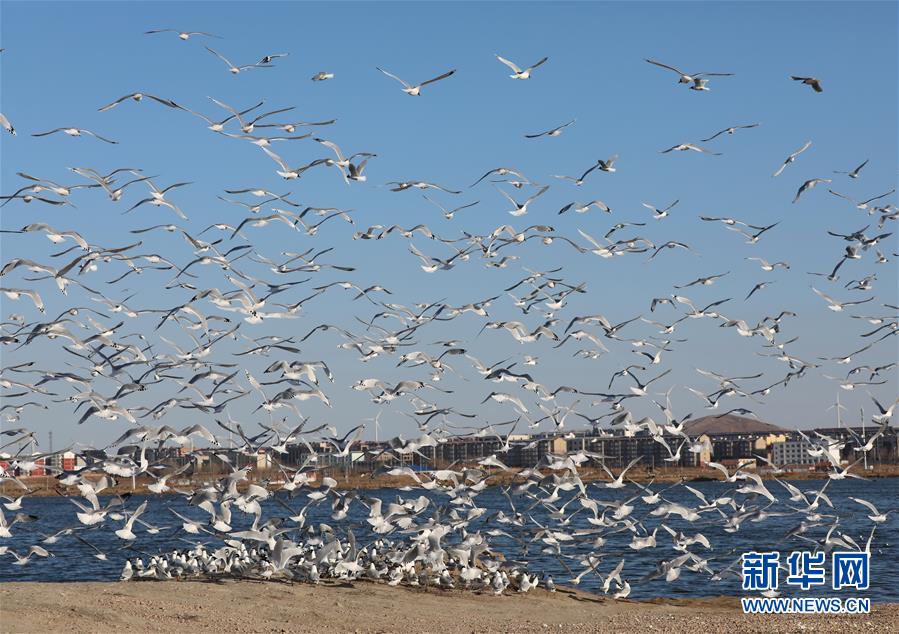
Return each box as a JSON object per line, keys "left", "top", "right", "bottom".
{"left": 643, "top": 199, "right": 679, "bottom": 219}
{"left": 833, "top": 159, "right": 868, "bottom": 179}
{"left": 97, "top": 92, "right": 181, "bottom": 112}
{"left": 701, "top": 124, "right": 759, "bottom": 143}
{"left": 812, "top": 287, "right": 874, "bottom": 312}
{"left": 525, "top": 120, "right": 575, "bottom": 139}
{"left": 773, "top": 140, "right": 812, "bottom": 177}
{"left": 31, "top": 128, "right": 118, "bottom": 144}
{"left": 376, "top": 67, "right": 456, "bottom": 96}
{"left": 495, "top": 54, "right": 548, "bottom": 79}
{"left": 206, "top": 46, "right": 274, "bottom": 74}
{"left": 791, "top": 76, "right": 823, "bottom": 93}
{"left": 793, "top": 178, "right": 831, "bottom": 204}
{"left": 0, "top": 113, "right": 15, "bottom": 135}
{"left": 660, "top": 143, "right": 720, "bottom": 155}
{"left": 644, "top": 59, "right": 734, "bottom": 90}
{"left": 144, "top": 29, "right": 219, "bottom": 40}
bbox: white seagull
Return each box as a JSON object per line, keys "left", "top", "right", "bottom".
{"left": 495, "top": 54, "right": 548, "bottom": 79}
{"left": 376, "top": 67, "right": 456, "bottom": 96}
{"left": 32, "top": 127, "right": 118, "bottom": 144}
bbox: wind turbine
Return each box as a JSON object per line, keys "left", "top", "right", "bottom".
{"left": 826, "top": 392, "right": 846, "bottom": 430}
{"left": 363, "top": 411, "right": 382, "bottom": 444}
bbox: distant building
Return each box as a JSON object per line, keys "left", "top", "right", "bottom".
{"left": 48, "top": 451, "right": 85, "bottom": 472}
{"left": 562, "top": 429, "right": 700, "bottom": 468}
{"left": 770, "top": 438, "right": 833, "bottom": 467}
{"left": 812, "top": 426, "right": 898, "bottom": 465}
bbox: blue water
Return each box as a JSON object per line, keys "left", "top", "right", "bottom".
{"left": 2, "top": 477, "right": 897, "bottom": 602}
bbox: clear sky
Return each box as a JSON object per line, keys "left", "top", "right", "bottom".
{"left": 0, "top": 1, "right": 897, "bottom": 449}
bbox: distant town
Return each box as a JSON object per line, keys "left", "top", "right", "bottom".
{"left": 8, "top": 415, "right": 897, "bottom": 490}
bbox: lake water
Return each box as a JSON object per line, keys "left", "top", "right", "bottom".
{"left": 2, "top": 477, "right": 897, "bottom": 602}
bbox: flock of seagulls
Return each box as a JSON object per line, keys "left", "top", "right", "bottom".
{"left": 0, "top": 23, "right": 896, "bottom": 601}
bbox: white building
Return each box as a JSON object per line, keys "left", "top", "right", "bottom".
{"left": 770, "top": 438, "right": 839, "bottom": 467}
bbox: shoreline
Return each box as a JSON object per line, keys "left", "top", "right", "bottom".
{"left": 1, "top": 580, "right": 896, "bottom": 634}
{"left": 6, "top": 465, "right": 898, "bottom": 499}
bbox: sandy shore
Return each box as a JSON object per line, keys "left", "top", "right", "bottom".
{"left": 1, "top": 581, "right": 895, "bottom": 634}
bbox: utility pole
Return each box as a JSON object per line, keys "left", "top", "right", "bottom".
{"left": 861, "top": 407, "right": 868, "bottom": 471}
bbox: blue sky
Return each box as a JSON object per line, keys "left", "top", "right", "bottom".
{"left": 1, "top": 1, "right": 896, "bottom": 448}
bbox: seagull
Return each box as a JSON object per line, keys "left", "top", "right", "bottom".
{"left": 649, "top": 241, "right": 696, "bottom": 260}
{"left": 793, "top": 178, "right": 831, "bottom": 204}
{"left": 311, "top": 72, "right": 334, "bottom": 81}
{"left": 791, "top": 75, "right": 823, "bottom": 93}
{"left": 145, "top": 29, "right": 219, "bottom": 40}
{"left": 124, "top": 180, "right": 192, "bottom": 219}
{"left": 555, "top": 156, "right": 618, "bottom": 185}
{"left": 32, "top": 127, "right": 118, "bottom": 144}
{"left": 257, "top": 53, "right": 289, "bottom": 65}
{"left": 660, "top": 143, "right": 720, "bottom": 155}
{"left": 423, "top": 195, "right": 480, "bottom": 220}
{"left": 834, "top": 159, "right": 868, "bottom": 179}
{"left": 495, "top": 54, "right": 548, "bottom": 79}
{"left": 525, "top": 120, "right": 575, "bottom": 139}
{"left": 675, "top": 271, "right": 729, "bottom": 289}
{"left": 0, "top": 288, "right": 45, "bottom": 313}
{"left": 773, "top": 141, "right": 812, "bottom": 177}
{"left": 470, "top": 167, "right": 526, "bottom": 188}
{"left": 644, "top": 59, "right": 734, "bottom": 89}
{"left": 700, "top": 123, "right": 759, "bottom": 142}
{"left": 642, "top": 199, "right": 679, "bottom": 219}
{"left": 746, "top": 257, "right": 790, "bottom": 271}
{"left": 206, "top": 46, "right": 272, "bottom": 74}
{"left": 261, "top": 147, "right": 328, "bottom": 180}
{"left": 0, "top": 113, "right": 14, "bottom": 135}
{"left": 97, "top": 92, "right": 181, "bottom": 112}
{"left": 481, "top": 391, "right": 529, "bottom": 413}
{"left": 601, "top": 456, "right": 643, "bottom": 488}
{"left": 828, "top": 188, "right": 895, "bottom": 212}
{"left": 115, "top": 500, "right": 148, "bottom": 541}
{"left": 558, "top": 200, "right": 611, "bottom": 215}
{"left": 376, "top": 67, "right": 456, "bottom": 96}
{"left": 388, "top": 180, "right": 460, "bottom": 194}
{"left": 745, "top": 281, "right": 775, "bottom": 300}
{"left": 812, "top": 286, "right": 874, "bottom": 312}
{"left": 496, "top": 185, "right": 549, "bottom": 217}
{"left": 848, "top": 497, "right": 895, "bottom": 524}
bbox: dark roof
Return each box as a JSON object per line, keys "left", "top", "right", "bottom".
{"left": 683, "top": 414, "right": 788, "bottom": 436}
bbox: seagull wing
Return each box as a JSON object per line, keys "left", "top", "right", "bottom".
{"left": 849, "top": 497, "right": 880, "bottom": 515}
{"left": 700, "top": 129, "right": 728, "bottom": 142}
{"left": 98, "top": 94, "right": 133, "bottom": 112}
{"left": 376, "top": 67, "right": 411, "bottom": 89}
{"left": 261, "top": 146, "right": 291, "bottom": 171}
{"left": 84, "top": 130, "right": 118, "bottom": 144}
{"left": 812, "top": 286, "right": 836, "bottom": 305}
{"left": 792, "top": 141, "right": 812, "bottom": 158}
{"left": 495, "top": 55, "right": 522, "bottom": 74}
{"left": 645, "top": 58, "right": 686, "bottom": 75}
{"left": 206, "top": 46, "right": 234, "bottom": 68}
{"left": 419, "top": 69, "right": 456, "bottom": 87}
{"left": 527, "top": 57, "right": 549, "bottom": 71}
{"left": 577, "top": 228, "right": 604, "bottom": 249}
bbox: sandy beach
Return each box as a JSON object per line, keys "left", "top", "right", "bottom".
{"left": 1, "top": 581, "right": 895, "bottom": 634}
